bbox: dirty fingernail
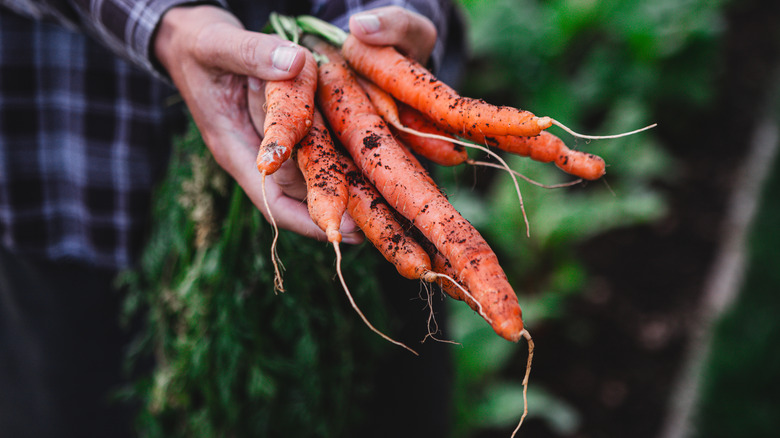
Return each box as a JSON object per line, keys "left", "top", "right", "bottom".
{"left": 272, "top": 45, "right": 300, "bottom": 72}
{"left": 353, "top": 13, "right": 381, "bottom": 34}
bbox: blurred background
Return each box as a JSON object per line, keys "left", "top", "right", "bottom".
{"left": 125, "top": 0, "right": 780, "bottom": 437}
{"left": 445, "top": 0, "right": 780, "bottom": 437}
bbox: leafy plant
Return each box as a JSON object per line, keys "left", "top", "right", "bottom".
{"left": 120, "top": 122, "right": 390, "bottom": 437}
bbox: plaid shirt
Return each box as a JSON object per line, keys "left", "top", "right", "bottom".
{"left": 0, "top": 0, "right": 463, "bottom": 269}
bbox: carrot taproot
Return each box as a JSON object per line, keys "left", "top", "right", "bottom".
{"left": 394, "top": 140, "right": 437, "bottom": 187}
{"left": 295, "top": 109, "right": 348, "bottom": 243}
{"left": 256, "top": 49, "right": 318, "bottom": 175}
{"left": 341, "top": 34, "right": 552, "bottom": 138}
{"left": 395, "top": 103, "right": 468, "bottom": 167}
{"left": 356, "top": 76, "right": 467, "bottom": 166}
{"left": 297, "top": 110, "right": 418, "bottom": 355}
{"left": 252, "top": 48, "right": 318, "bottom": 292}
{"left": 338, "top": 156, "right": 431, "bottom": 281}
{"left": 464, "top": 131, "right": 606, "bottom": 180}
{"left": 306, "top": 35, "right": 525, "bottom": 342}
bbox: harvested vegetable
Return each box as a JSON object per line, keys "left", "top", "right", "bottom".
{"left": 307, "top": 34, "right": 525, "bottom": 342}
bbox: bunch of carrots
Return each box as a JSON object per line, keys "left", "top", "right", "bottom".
{"left": 252, "top": 13, "right": 653, "bottom": 436}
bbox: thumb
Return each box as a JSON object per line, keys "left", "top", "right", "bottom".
{"left": 158, "top": 5, "right": 307, "bottom": 81}
{"left": 197, "top": 25, "right": 307, "bottom": 80}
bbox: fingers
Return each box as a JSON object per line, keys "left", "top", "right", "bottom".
{"left": 340, "top": 213, "right": 364, "bottom": 244}
{"left": 349, "top": 6, "right": 437, "bottom": 64}
{"left": 156, "top": 5, "right": 306, "bottom": 81}
{"left": 195, "top": 25, "right": 306, "bottom": 80}
{"left": 246, "top": 76, "right": 266, "bottom": 139}
{"left": 271, "top": 159, "right": 308, "bottom": 201}
{"left": 258, "top": 174, "right": 364, "bottom": 245}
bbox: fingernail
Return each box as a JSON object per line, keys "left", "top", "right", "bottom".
{"left": 272, "top": 45, "right": 300, "bottom": 72}
{"left": 353, "top": 13, "right": 381, "bottom": 34}
{"left": 248, "top": 77, "right": 262, "bottom": 91}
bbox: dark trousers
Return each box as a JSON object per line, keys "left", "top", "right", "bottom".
{"left": 0, "top": 247, "right": 136, "bottom": 438}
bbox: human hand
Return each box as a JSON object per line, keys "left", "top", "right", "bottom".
{"left": 154, "top": 5, "right": 439, "bottom": 244}
{"left": 154, "top": 5, "right": 362, "bottom": 244}
{"left": 348, "top": 6, "right": 438, "bottom": 64}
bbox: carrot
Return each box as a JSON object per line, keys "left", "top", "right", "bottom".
{"left": 256, "top": 49, "right": 318, "bottom": 175}
{"left": 394, "top": 140, "right": 437, "bottom": 187}
{"left": 295, "top": 109, "right": 348, "bottom": 243}
{"left": 465, "top": 131, "right": 606, "bottom": 180}
{"left": 423, "top": 240, "right": 534, "bottom": 437}
{"left": 252, "top": 48, "right": 318, "bottom": 292}
{"left": 306, "top": 35, "right": 525, "bottom": 342}
{"left": 341, "top": 34, "right": 552, "bottom": 138}
{"left": 341, "top": 156, "right": 432, "bottom": 281}
{"left": 357, "top": 76, "right": 467, "bottom": 167}
{"left": 297, "top": 110, "right": 417, "bottom": 356}
{"left": 395, "top": 103, "right": 468, "bottom": 167}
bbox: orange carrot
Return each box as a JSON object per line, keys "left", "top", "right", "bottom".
{"left": 356, "top": 76, "right": 402, "bottom": 128}
{"left": 395, "top": 103, "right": 468, "bottom": 167}
{"left": 357, "top": 77, "right": 467, "bottom": 167}
{"left": 308, "top": 35, "right": 525, "bottom": 342}
{"left": 253, "top": 49, "right": 318, "bottom": 292}
{"left": 256, "top": 49, "right": 318, "bottom": 175}
{"left": 341, "top": 34, "right": 552, "bottom": 138}
{"left": 297, "top": 111, "right": 417, "bottom": 355}
{"left": 295, "top": 110, "right": 348, "bottom": 243}
{"left": 465, "top": 131, "right": 606, "bottom": 180}
{"left": 341, "top": 156, "right": 432, "bottom": 281}
{"left": 394, "top": 140, "right": 437, "bottom": 187}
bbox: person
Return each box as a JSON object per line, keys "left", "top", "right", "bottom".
{"left": 0, "top": 0, "right": 464, "bottom": 436}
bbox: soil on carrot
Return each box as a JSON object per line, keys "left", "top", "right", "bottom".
{"left": 473, "top": 3, "right": 780, "bottom": 438}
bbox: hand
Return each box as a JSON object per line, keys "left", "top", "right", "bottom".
{"left": 154, "top": 5, "right": 362, "bottom": 244}
{"left": 348, "top": 6, "right": 438, "bottom": 64}
{"left": 154, "top": 5, "right": 439, "bottom": 245}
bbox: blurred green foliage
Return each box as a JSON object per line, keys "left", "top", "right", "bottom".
{"left": 694, "top": 116, "right": 780, "bottom": 437}
{"left": 448, "top": 0, "right": 729, "bottom": 435}
{"left": 120, "top": 122, "right": 388, "bottom": 437}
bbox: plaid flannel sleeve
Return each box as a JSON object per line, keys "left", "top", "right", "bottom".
{"left": 1, "top": 0, "right": 228, "bottom": 76}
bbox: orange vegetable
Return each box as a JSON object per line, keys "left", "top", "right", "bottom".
{"left": 341, "top": 34, "right": 552, "bottom": 138}
{"left": 466, "top": 131, "right": 606, "bottom": 180}
{"left": 341, "top": 156, "right": 432, "bottom": 280}
{"left": 311, "top": 36, "right": 525, "bottom": 342}
{"left": 256, "top": 49, "right": 318, "bottom": 175}
{"left": 395, "top": 103, "right": 468, "bottom": 167}
{"left": 295, "top": 110, "right": 348, "bottom": 243}
{"left": 357, "top": 77, "right": 466, "bottom": 166}
{"left": 298, "top": 110, "right": 417, "bottom": 355}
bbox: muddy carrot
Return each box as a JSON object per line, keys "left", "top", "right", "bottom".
{"left": 256, "top": 49, "right": 318, "bottom": 175}
{"left": 307, "top": 35, "right": 525, "bottom": 342}
{"left": 298, "top": 110, "right": 418, "bottom": 355}
{"left": 341, "top": 34, "right": 552, "bottom": 138}
{"left": 465, "top": 131, "right": 606, "bottom": 180}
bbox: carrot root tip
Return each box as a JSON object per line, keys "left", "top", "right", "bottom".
{"left": 326, "top": 228, "right": 342, "bottom": 243}
{"left": 511, "top": 329, "right": 535, "bottom": 438}
{"left": 333, "top": 241, "right": 418, "bottom": 356}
